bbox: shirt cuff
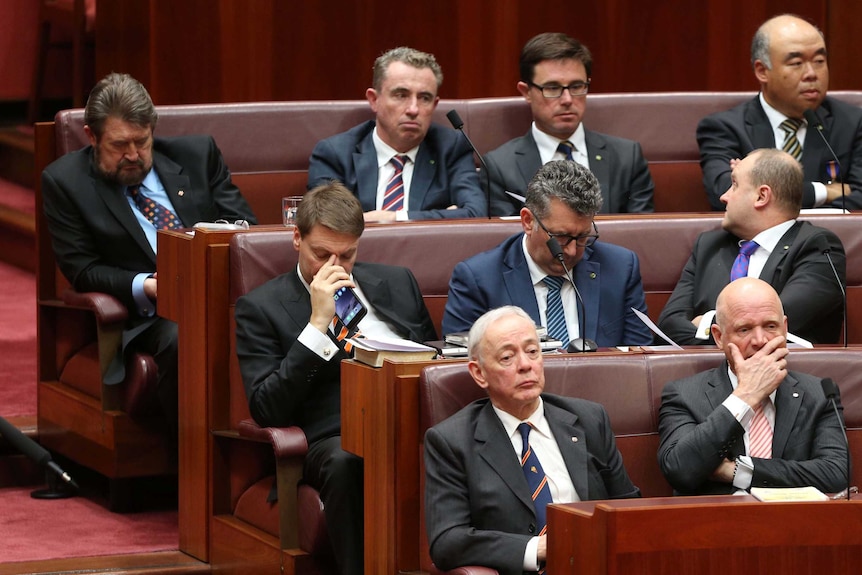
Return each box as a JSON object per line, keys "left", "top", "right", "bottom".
{"left": 694, "top": 310, "right": 716, "bottom": 340}
{"left": 395, "top": 209, "right": 409, "bottom": 222}
{"left": 723, "top": 394, "right": 755, "bottom": 427}
{"left": 812, "top": 181, "right": 827, "bottom": 207}
{"left": 733, "top": 455, "right": 755, "bottom": 490}
{"left": 523, "top": 536, "right": 540, "bottom": 571}
{"left": 297, "top": 323, "right": 340, "bottom": 361}
{"left": 132, "top": 273, "right": 156, "bottom": 317}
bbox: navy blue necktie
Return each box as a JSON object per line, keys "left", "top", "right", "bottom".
{"left": 518, "top": 422, "right": 553, "bottom": 536}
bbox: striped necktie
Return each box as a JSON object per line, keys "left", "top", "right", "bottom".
{"left": 382, "top": 155, "right": 409, "bottom": 211}
{"left": 543, "top": 275, "right": 570, "bottom": 347}
{"left": 332, "top": 315, "right": 361, "bottom": 355}
{"left": 518, "top": 423, "right": 553, "bottom": 535}
{"left": 129, "top": 186, "right": 181, "bottom": 230}
{"left": 748, "top": 401, "right": 773, "bottom": 459}
{"left": 557, "top": 140, "right": 576, "bottom": 161}
{"left": 780, "top": 118, "right": 804, "bottom": 161}
{"left": 730, "top": 240, "right": 759, "bottom": 282}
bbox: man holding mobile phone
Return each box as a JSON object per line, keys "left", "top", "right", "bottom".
{"left": 234, "top": 182, "right": 437, "bottom": 575}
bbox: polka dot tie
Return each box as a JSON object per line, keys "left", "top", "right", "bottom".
{"left": 129, "top": 186, "right": 181, "bottom": 230}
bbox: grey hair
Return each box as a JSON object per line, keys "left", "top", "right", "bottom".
{"left": 525, "top": 160, "right": 603, "bottom": 220}
{"left": 84, "top": 73, "right": 158, "bottom": 139}
{"left": 372, "top": 47, "right": 443, "bottom": 92}
{"left": 468, "top": 306, "right": 536, "bottom": 362}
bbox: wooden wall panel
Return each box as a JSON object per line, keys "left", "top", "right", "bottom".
{"left": 92, "top": 0, "right": 861, "bottom": 105}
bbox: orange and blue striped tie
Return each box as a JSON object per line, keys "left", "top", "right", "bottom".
{"left": 518, "top": 423, "right": 553, "bottom": 535}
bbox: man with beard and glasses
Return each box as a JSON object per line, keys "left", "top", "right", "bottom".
{"left": 41, "top": 73, "right": 256, "bottom": 442}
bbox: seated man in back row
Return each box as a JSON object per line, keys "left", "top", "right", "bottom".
{"left": 425, "top": 306, "right": 639, "bottom": 574}
{"left": 307, "top": 46, "right": 486, "bottom": 221}
{"left": 658, "top": 278, "right": 848, "bottom": 496}
{"left": 234, "top": 183, "right": 436, "bottom": 575}
{"left": 443, "top": 160, "right": 653, "bottom": 348}
{"left": 486, "top": 32, "right": 654, "bottom": 216}
{"left": 697, "top": 14, "right": 862, "bottom": 211}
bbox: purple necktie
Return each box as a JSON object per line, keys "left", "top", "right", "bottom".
{"left": 730, "top": 240, "right": 759, "bottom": 281}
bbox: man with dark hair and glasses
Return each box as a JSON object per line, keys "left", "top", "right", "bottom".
{"left": 485, "top": 32, "right": 655, "bottom": 216}
{"left": 442, "top": 160, "right": 652, "bottom": 347}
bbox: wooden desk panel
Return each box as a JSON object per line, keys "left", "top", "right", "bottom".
{"left": 342, "top": 359, "right": 442, "bottom": 574}
{"left": 548, "top": 496, "right": 862, "bottom": 575}
{"left": 158, "top": 228, "right": 242, "bottom": 561}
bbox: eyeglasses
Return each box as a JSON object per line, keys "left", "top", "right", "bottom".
{"left": 534, "top": 214, "right": 599, "bottom": 248}
{"left": 529, "top": 81, "right": 590, "bottom": 98}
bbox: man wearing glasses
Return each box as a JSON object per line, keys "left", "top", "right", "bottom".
{"left": 442, "top": 160, "right": 653, "bottom": 347}
{"left": 485, "top": 32, "right": 655, "bottom": 216}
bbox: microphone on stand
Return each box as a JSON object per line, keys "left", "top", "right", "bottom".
{"left": 815, "top": 235, "right": 848, "bottom": 348}
{"left": 803, "top": 109, "right": 846, "bottom": 214}
{"left": 0, "top": 416, "right": 78, "bottom": 498}
{"left": 446, "top": 110, "right": 492, "bottom": 219}
{"left": 820, "top": 378, "right": 852, "bottom": 500}
{"left": 546, "top": 237, "right": 597, "bottom": 352}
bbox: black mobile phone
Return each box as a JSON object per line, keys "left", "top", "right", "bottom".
{"left": 333, "top": 286, "right": 367, "bottom": 331}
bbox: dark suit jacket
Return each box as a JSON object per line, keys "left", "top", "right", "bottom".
{"left": 657, "top": 221, "right": 845, "bottom": 345}
{"left": 41, "top": 135, "right": 257, "bottom": 312}
{"left": 658, "top": 363, "right": 848, "bottom": 496}
{"left": 697, "top": 95, "right": 862, "bottom": 210}
{"left": 234, "top": 262, "right": 437, "bottom": 443}
{"left": 485, "top": 128, "right": 655, "bottom": 216}
{"left": 441, "top": 233, "right": 653, "bottom": 347}
{"left": 424, "top": 393, "right": 639, "bottom": 575}
{"left": 307, "top": 120, "right": 487, "bottom": 219}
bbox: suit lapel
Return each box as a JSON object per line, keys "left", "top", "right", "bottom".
{"left": 281, "top": 271, "right": 314, "bottom": 322}
{"left": 573, "top": 250, "right": 600, "bottom": 342}
{"left": 152, "top": 151, "right": 201, "bottom": 227}
{"left": 502, "top": 236, "right": 542, "bottom": 324}
{"left": 475, "top": 403, "right": 536, "bottom": 516}
{"left": 354, "top": 131, "right": 379, "bottom": 211}
{"left": 584, "top": 130, "right": 612, "bottom": 212}
{"left": 746, "top": 98, "right": 778, "bottom": 149}
{"left": 409, "top": 141, "right": 436, "bottom": 210}
{"left": 515, "top": 131, "right": 543, "bottom": 192}
{"left": 546, "top": 401, "right": 590, "bottom": 499}
{"left": 772, "top": 375, "right": 802, "bottom": 457}
{"left": 353, "top": 264, "right": 423, "bottom": 341}
{"left": 760, "top": 221, "right": 801, "bottom": 281}
{"left": 89, "top": 162, "right": 155, "bottom": 261}
{"left": 802, "top": 105, "right": 832, "bottom": 182}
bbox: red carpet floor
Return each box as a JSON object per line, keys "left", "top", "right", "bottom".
{"left": 0, "top": 260, "right": 36, "bottom": 417}
{"left": 0, "top": 262, "right": 180, "bottom": 563}
{"left": 0, "top": 486, "right": 178, "bottom": 563}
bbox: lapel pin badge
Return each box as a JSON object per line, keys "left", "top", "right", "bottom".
{"left": 178, "top": 190, "right": 185, "bottom": 197}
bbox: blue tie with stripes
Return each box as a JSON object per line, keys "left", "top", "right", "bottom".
{"left": 518, "top": 422, "right": 553, "bottom": 538}
{"left": 543, "top": 275, "right": 570, "bottom": 346}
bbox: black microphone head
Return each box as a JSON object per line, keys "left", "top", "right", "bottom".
{"left": 803, "top": 108, "right": 822, "bottom": 130}
{"left": 821, "top": 377, "right": 838, "bottom": 399}
{"left": 815, "top": 234, "right": 831, "bottom": 255}
{"left": 446, "top": 109, "right": 464, "bottom": 130}
{"left": 546, "top": 237, "right": 564, "bottom": 261}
